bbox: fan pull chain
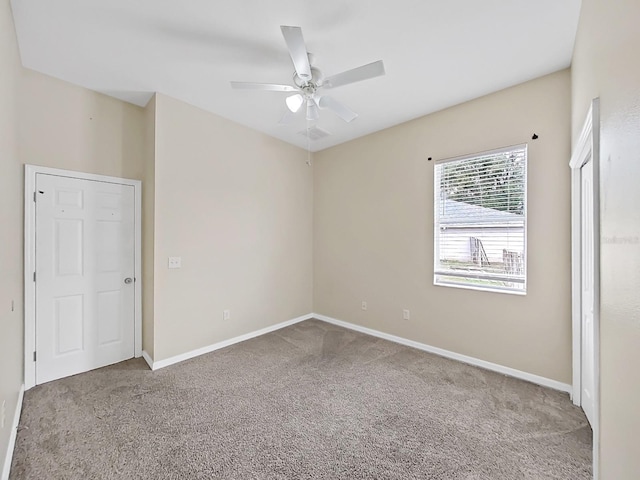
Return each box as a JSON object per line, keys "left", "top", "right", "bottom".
{"left": 306, "top": 116, "right": 312, "bottom": 166}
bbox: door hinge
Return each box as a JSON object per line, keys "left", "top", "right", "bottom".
{"left": 33, "top": 191, "right": 37, "bottom": 202}
{"left": 33, "top": 271, "right": 36, "bottom": 282}
{"left": 33, "top": 351, "right": 37, "bottom": 362}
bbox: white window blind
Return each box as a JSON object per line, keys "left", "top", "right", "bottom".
{"left": 434, "top": 145, "right": 527, "bottom": 293}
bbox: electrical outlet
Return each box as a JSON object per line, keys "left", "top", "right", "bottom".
{"left": 403, "top": 309, "right": 410, "bottom": 321}
{"left": 223, "top": 309, "right": 230, "bottom": 321}
{"left": 361, "top": 301, "right": 367, "bottom": 311}
{"left": 168, "top": 256, "right": 182, "bottom": 269}
{"left": 1, "top": 399, "right": 5, "bottom": 429}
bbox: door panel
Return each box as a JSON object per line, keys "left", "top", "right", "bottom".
{"left": 580, "top": 158, "right": 595, "bottom": 426}
{"left": 55, "top": 295, "right": 84, "bottom": 354}
{"left": 98, "top": 290, "right": 123, "bottom": 345}
{"left": 36, "top": 173, "right": 135, "bottom": 384}
{"left": 55, "top": 219, "right": 83, "bottom": 275}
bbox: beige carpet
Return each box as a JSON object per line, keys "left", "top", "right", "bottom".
{"left": 10, "top": 319, "right": 591, "bottom": 479}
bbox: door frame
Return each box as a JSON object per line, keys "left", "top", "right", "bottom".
{"left": 569, "top": 98, "right": 600, "bottom": 477}
{"left": 24, "top": 165, "right": 142, "bottom": 390}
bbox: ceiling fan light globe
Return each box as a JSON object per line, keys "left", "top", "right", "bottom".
{"left": 306, "top": 102, "right": 320, "bottom": 121}
{"left": 286, "top": 94, "right": 304, "bottom": 113}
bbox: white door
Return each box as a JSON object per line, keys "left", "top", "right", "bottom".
{"left": 35, "top": 173, "right": 136, "bottom": 384}
{"left": 580, "top": 157, "right": 596, "bottom": 426}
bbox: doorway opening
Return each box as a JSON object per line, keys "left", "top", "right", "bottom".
{"left": 570, "top": 98, "right": 600, "bottom": 478}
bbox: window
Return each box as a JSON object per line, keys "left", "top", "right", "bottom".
{"left": 434, "top": 145, "right": 527, "bottom": 293}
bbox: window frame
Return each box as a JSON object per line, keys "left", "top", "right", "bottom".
{"left": 433, "top": 144, "right": 528, "bottom": 295}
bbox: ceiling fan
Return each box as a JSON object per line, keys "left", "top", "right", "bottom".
{"left": 231, "top": 26, "right": 385, "bottom": 125}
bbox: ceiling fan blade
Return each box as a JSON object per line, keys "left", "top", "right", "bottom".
{"left": 323, "top": 60, "right": 385, "bottom": 89}
{"left": 278, "top": 110, "right": 298, "bottom": 125}
{"left": 306, "top": 100, "right": 319, "bottom": 121}
{"left": 230, "top": 81, "right": 298, "bottom": 92}
{"left": 280, "top": 26, "right": 312, "bottom": 81}
{"left": 317, "top": 95, "right": 358, "bottom": 123}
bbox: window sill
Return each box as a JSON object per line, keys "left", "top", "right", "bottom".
{"left": 434, "top": 279, "right": 527, "bottom": 296}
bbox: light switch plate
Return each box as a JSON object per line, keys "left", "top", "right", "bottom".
{"left": 168, "top": 257, "right": 182, "bottom": 269}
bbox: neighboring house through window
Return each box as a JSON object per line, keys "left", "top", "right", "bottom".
{"left": 434, "top": 145, "right": 527, "bottom": 293}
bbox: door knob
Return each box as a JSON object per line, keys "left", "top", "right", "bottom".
{"left": 124, "top": 277, "right": 133, "bottom": 284}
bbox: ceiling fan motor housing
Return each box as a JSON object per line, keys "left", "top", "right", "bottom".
{"left": 294, "top": 65, "right": 324, "bottom": 93}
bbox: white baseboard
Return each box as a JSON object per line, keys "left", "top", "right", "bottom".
{"left": 133, "top": 311, "right": 571, "bottom": 394}
{"left": 2, "top": 384, "right": 25, "bottom": 480}
{"left": 313, "top": 313, "right": 572, "bottom": 394}
{"left": 147, "top": 313, "right": 314, "bottom": 371}
{"left": 141, "top": 350, "right": 154, "bottom": 370}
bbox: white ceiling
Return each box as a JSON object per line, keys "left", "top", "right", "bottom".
{"left": 11, "top": 0, "right": 582, "bottom": 152}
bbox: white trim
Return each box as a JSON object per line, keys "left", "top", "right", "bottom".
{"left": 24, "top": 167, "right": 36, "bottom": 390}
{"left": 1, "top": 385, "right": 25, "bottom": 480}
{"left": 434, "top": 270, "right": 526, "bottom": 284}
{"left": 570, "top": 167, "right": 582, "bottom": 404}
{"left": 434, "top": 142, "right": 528, "bottom": 165}
{"left": 569, "top": 98, "right": 600, "bottom": 479}
{"left": 146, "top": 314, "right": 314, "bottom": 371}
{"left": 313, "top": 314, "right": 572, "bottom": 394}
{"left": 133, "top": 181, "right": 142, "bottom": 359}
{"left": 434, "top": 281, "right": 526, "bottom": 296}
{"left": 569, "top": 104, "right": 594, "bottom": 170}
{"left": 570, "top": 99, "right": 599, "bottom": 403}
{"left": 24, "top": 165, "right": 143, "bottom": 390}
{"left": 141, "top": 350, "right": 154, "bottom": 370}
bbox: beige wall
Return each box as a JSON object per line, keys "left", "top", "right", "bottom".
{"left": 142, "top": 95, "right": 156, "bottom": 357}
{"left": 0, "top": 0, "right": 24, "bottom": 474}
{"left": 572, "top": 0, "right": 640, "bottom": 477}
{"left": 314, "top": 70, "right": 572, "bottom": 383}
{"left": 152, "top": 94, "right": 313, "bottom": 361}
{"left": 18, "top": 69, "right": 145, "bottom": 180}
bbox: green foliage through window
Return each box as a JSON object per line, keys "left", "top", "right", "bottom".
{"left": 439, "top": 151, "right": 525, "bottom": 215}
